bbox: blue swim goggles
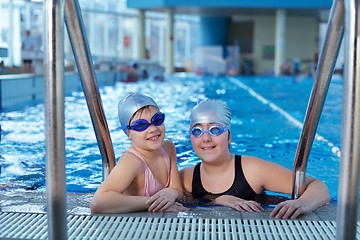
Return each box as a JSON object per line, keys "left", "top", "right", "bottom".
{"left": 190, "top": 125, "right": 229, "bottom": 137}
{"left": 121, "top": 112, "right": 165, "bottom": 132}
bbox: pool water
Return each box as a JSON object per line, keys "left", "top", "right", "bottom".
{"left": 0, "top": 74, "right": 342, "bottom": 200}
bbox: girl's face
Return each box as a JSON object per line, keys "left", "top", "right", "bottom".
{"left": 190, "top": 123, "right": 231, "bottom": 164}
{"left": 128, "top": 106, "right": 165, "bottom": 151}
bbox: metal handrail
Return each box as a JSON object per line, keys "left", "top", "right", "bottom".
{"left": 64, "top": 0, "right": 116, "bottom": 179}
{"left": 44, "top": 0, "right": 116, "bottom": 238}
{"left": 291, "top": 0, "right": 344, "bottom": 199}
{"left": 291, "top": 1, "right": 360, "bottom": 238}
{"left": 336, "top": 0, "right": 360, "bottom": 239}
{"left": 43, "top": 0, "right": 359, "bottom": 239}
{"left": 44, "top": 0, "right": 67, "bottom": 239}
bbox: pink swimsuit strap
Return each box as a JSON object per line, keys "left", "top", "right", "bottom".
{"left": 124, "top": 147, "right": 171, "bottom": 196}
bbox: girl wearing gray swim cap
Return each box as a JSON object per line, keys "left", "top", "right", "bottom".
{"left": 91, "top": 93, "right": 187, "bottom": 213}
{"left": 181, "top": 99, "right": 330, "bottom": 219}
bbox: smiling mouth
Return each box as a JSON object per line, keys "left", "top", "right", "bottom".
{"left": 202, "top": 146, "right": 215, "bottom": 150}
{"left": 148, "top": 135, "right": 160, "bottom": 141}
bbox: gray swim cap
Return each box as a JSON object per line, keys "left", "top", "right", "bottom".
{"left": 190, "top": 100, "right": 231, "bottom": 128}
{"left": 118, "top": 93, "right": 158, "bottom": 135}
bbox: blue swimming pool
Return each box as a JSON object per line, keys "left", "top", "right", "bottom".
{"left": 0, "top": 74, "right": 342, "bottom": 200}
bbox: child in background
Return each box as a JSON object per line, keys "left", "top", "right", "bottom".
{"left": 91, "top": 93, "right": 187, "bottom": 213}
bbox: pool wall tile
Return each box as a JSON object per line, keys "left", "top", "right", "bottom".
{"left": 0, "top": 71, "right": 117, "bottom": 111}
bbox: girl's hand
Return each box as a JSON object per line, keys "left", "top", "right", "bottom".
{"left": 214, "top": 195, "right": 264, "bottom": 212}
{"left": 145, "top": 188, "right": 179, "bottom": 212}
{"left": 270, "top": 199, "right": 311, "bottom": 219}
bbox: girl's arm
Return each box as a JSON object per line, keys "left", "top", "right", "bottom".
{"left": 90, "top": 154, "right": 150, "bottom": 213}
{"left": 180, "top": 166, "right": 195, "bottom": 193}
{"left": 146, "top": 140, "right": 186, "bottom": 212}
{"left": 165, "top": 140, "right": 184, "bottom": 200}
{"left": 269, "top": 177, "right": 330, "bottom": 219}
{"left": 243, "top": 156, "right": 330, "bottom": 219}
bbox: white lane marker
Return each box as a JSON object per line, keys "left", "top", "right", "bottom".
{"left": 229, "top": 77, "right": 340, "bottom": 158}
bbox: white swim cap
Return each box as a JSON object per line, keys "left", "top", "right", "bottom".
{"left": 118, "top": 93, "right": 158, "bottom": 135}
{"left": 190, "top": 99, "right": 231, "bottom": 128}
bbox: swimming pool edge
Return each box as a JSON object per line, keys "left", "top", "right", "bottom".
{"left": 0, "top": 191, "right": 344, "bottom": 222}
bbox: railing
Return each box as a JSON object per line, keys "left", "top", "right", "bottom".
{"left": 44, "top": 0, "right": 116, "bottom": 239}
{"left": 64, "top": 0, "right": 116, "bottom": 179}
{"left": 291, "top": 0, "right": 344, "bottom": 199}
{"left": 43, "top": 0, "right": 360, "bottom": 239}
{"left": 336, "top": 0, "right": 360, "bottom": 239}
{"left": 290, "top": 0, "right": 360, "bottom": 239}
{"left": 44, "top": 0, "right": 67, "bottom": 239}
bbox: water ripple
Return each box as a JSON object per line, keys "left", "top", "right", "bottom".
{"left": 0, "top": 75, "right": 342, "bottom": 198}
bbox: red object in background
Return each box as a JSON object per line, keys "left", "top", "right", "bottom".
{"left": 124, "top": 36, "right": 131, "bottom": 47}
{"left": 169, "top": 35, "right": 173, "bottom": 41}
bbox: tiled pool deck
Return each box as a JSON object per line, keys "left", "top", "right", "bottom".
{"left": 0, "top": 190, "right": 344, "bottom": 221}
{"left": 2, "top": 191, "right": 360, "bottom": 239}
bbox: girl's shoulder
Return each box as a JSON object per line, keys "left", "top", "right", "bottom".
{"left": 241, "top": 155, "right": 289, "bottom": 175}
{"left": 180, "top": 165, "right": 196, "bottom": 192}
{"left": 180, "top": 165, "right": 195, "bottom": 175}
{"left": 161, "top": 139, "right": 176, "bottom": 154}
{"left": 162, "top": 139, "right": 175, "bottom": 148}
{"left": 241, "top": 155, "right": 271, "bottom": 166}
{"left": 117, "top": 150, "right": 144, "bottom": 168}
{"left": 108, "top": 150, "right": 144, "bottom": 179}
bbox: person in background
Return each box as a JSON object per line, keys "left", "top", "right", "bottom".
{"left": 90, "top": 93, "right": 187, "bottom": 213}
{"left": 280, "top": 60, "right": 291, "bottom": 75}
{"left": 21, "top": 30, "right": 35, "bottom": 73}
{"left": 116, "top": 62, "right": 140, "bottom": 82}
{"left": 145, "top": 48, "right": 150, "bottom": 60}
{"left": 180, "top": 99, "right": 331, "bottom": 219}
{"left": 125, "top": 62, "right": 140, "bottom": 82}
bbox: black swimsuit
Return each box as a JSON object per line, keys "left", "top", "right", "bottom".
{"left": 192, "top": 155, "right": 257, "bottom": 201}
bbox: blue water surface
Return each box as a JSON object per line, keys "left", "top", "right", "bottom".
{"left": 0, "top": 74, "right": 342, "bottom": 199}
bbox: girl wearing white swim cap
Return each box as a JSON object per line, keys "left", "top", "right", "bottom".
{"left": 91, "top": 93, "right": 187, "bottom": 213}
{"left": 181, "top": 99, "right": 330, "bottom": 219}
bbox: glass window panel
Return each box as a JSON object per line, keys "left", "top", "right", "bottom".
{"left": 107, "top": 0, "right": 125, "bottom": 11}
{"left": 78, "top": 0, "right": 90, "bottom": 9}
{"left": 0, "top": 0, "right": 200, "bottom": 69}
{"left": 148, "top": 19, "right": 161, "bottom": 61}
{"left": 94, "top": 0, "right": 105, "bottom": 11}
{"left": 189, "top": 21, "right": 200, "bottom": 59}
{"left": 108, "top": 14, "right": 119, "bottom": 57}
{"left": 92, "top": 13, "right": 106, "bottom": 56}
{"left": 175, "top": 20, "right": 186, "bottom": 67}
{"left": 122, "top": 16, "right": 135, "bottom": 59}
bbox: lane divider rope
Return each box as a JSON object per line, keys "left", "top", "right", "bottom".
{"left": 229, "top": 77, "right": 341, "bottom": 158}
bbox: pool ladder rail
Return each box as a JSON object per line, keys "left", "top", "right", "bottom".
{"left": 44, "top": 0, "right": 115, "bottom": 238}
{"left": 42, "top": 0, "right": 360, "bottom": 239}
{"left": 290, "top": 0, "right": 344, "bottom": 200}
{"left": 290, "top": 0, "right": 360, "bottom": 239}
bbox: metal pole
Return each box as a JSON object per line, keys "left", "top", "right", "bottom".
{"left": 336, "top": 0, "right": 360, "bottom": 239}
{"left": 291, "top": 0, "right": 345, "bottom": 199}
{"left": 44, "top": 0, "right": 67, "bottom": 239}
{"left": 64, "top": 0, "right": 115, "bottom": 179}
